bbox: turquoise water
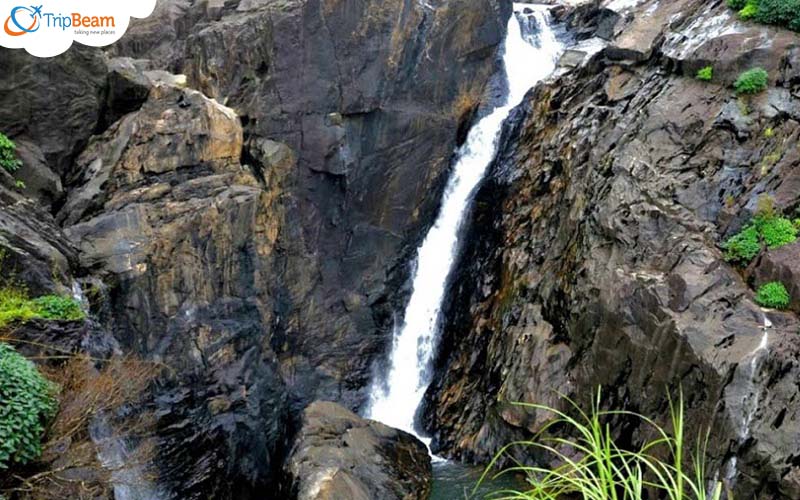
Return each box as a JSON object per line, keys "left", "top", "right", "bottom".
{"left": 431, "top": 461, "right": 529, "bottom": 500}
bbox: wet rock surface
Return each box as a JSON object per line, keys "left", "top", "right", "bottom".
{"left": 285, "top": 401, "right": 431, "bottom": 500}
{"left": 422, "top": 0, "right": 800, "bottom": 498}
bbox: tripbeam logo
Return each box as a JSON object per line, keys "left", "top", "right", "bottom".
{"left": 1, "top": 0, "right": 155, "bottom": 57}
{"left": 4, "top": 5, "right": 41, "bottom": 36}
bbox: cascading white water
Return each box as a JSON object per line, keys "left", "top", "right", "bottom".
{"left": 722, "top": 313, "right": 772, "bottom": 487}
{"left": 365, "top": 3, "right": 564, "bottom": 440}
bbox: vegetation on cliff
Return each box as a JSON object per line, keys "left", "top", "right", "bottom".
{"left": 0, "top": 288, "right": 85, "bottom": 328}
{"left": 0, "top": 342, "right": 57, "bottom": 469}
{"left": 0, "top": 133, "right": 21, "bottom": 174}
{"left": 722, "top": 197, "right": 797, "bottom": 264}
{"left": 480, "top": 391, "right": 724, "bottom": 500}
{"left": 734, "top": 68, "right": 769, "bottom": 94}
{"left": 755, "top": 281, "right": 791, "bottom": 309}
{"left": 729, "top": 0, "right": 800, "bottom": 31}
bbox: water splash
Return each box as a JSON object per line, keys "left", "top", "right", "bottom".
{"left": 364, "top": 4, "right": 564, "bottom": 444}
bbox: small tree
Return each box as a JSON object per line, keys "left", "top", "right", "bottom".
{"left": 0, "top": 133, "right": 21, "bottom": 174}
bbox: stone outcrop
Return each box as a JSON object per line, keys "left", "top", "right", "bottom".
{"left": 285, "top": 401, "right": 431, "bottom": 500}
{"left": 421, "top": 1, "right": 800, "bottom": 498}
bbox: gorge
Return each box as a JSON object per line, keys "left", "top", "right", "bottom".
{"left": 1, "top": 0, "right": 800, "bottom": 499}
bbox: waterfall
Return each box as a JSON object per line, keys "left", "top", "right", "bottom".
{"left": 90, "top": 414, "right": 167, "bottom": 500}
{"left": 722, "top": 313, "right": 772, "bottom": 487}
{"left": 365, "top": 3, "right": 564, "bottom": 442}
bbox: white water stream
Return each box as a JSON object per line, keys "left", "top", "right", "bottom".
{"left": 365, "top": 4, "right": 564, "bottom": 443}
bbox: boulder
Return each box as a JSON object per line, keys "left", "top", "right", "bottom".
{"left": 286, "top": 401, "right": 432, "bottom": 500}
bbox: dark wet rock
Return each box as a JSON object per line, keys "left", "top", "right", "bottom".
{"left": 285, "top": 401, "right": 431, "bottom": 500}
{"left": 12, "top": 139, "right": 63, "bottom": 209}
{"left": 103, "top": 57, "right": 153, "bottom": 129}
{"left": 0, "top": 199, "right": 76, "bottom": 295}
{"left": 0, "top": 45, "right": 107, "bottom": 175}
{"left": 421, "top": 2, "right": 800, "bottom": 498}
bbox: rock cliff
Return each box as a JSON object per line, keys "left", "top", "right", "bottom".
{"left": 0, "top": 0, "right": 508, "bottom": 497}
{"left": 422, "top": 0, "right": 800, "bottom": 498}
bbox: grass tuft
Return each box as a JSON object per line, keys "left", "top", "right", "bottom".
{"left": 477, "top": 388, "right": 726, "bottom": 500}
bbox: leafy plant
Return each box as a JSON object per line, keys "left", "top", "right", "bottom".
{"left": 735, "top": 68, "right": 769, "bottom": 94}
{"left": 14, "top": 180, "right": 25, "bottom": 191}
{"left": 32, "top": 295, "right": 85, "bottom": 321}
{"left": 724, "top": 196, "right": 798, "bottom": 263}
{"left": 0, "top": 342, "right": 57, "bottom": 469}
{"left": 0, "top": 288, "right": 39, "bottom": 328}
{"left": 696, "top": 66, "right": 713, "bottom": 81}
{"left": 723, "top": 225, "right": 761, "bottom": 263}
{"left": 755, "top": 281, "right": 791, "bottom": 309}
{"left": 478, "top": 389, "right": 724, "bottom": 500}
{"left": 758, "top": 216, "right": 798, "bottom": 248}
{"left": 0, "top": 133, "right": 21, "bottom": 174}
{"left": 729, "top": 0, "right": 800, "bottom": 31}
{"left": 764, "top": 127, "right": 775, "bottom": 138}
{"left": 0, "top": 288, "right": 85, "bottom": 328}
{"left": 739, "top": 0, "right": 760, "bottom": 19}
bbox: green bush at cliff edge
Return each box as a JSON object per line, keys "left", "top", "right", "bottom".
{"left": 0, "top": 342, "right": 57, "bottom": 469}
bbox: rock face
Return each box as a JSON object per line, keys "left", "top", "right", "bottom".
{"left": 285, "top": 401, "right": 432, "bottom": 500}
{"left": 0, "top": 0, "right": 509, "bottom": 497}
{"left": 421, "top": 1, "right": 800, "bottom": 498}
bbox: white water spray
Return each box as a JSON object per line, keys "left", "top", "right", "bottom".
{"left": 365, "top": 4, "right": 564, "bottom": 441}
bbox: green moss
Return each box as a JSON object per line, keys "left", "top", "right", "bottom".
{"left": 755, "top": 281, "right": 791, "bottom": 309}
{"left": 0, "top": 288, "right": 85, "bottom": 328}
{"left": 696, "top": 66, "right": 713, "bottom": 81}
{"left": 0, "top": 342, "right": 57, "bottom": 469}
{"left": 764, "top": 127, "right": 775, "bottom": 138}
{"left": 735, "top": 68, "right": 769, "bottom": 94}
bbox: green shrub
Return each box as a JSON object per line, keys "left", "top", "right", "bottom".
{"left": 755, "top": 281, "right": 791, "bottom": 308}
{"left": 723, "top": 225, "right": 761, "bottom": 263}
{"left": 764, "top": 126, "right": 775, "bottom": 138}
{"left": 758, "top": 216, "right": 798, "bottom": 248}
{"left": 0, "top": 288, "right": 39, "bottom": 328}
{"left": 0, "top": 342, "right": 57, "bottom": 469}
{"left": 735, "top": 68, "right": 769, "bottom": 94}
{"left": 754, "top": 0, "right": 800, "bottom": 28}
{"left": 479, "top": 389, "right": 724, "bottom": 500}
{"left": 32, "top": 295, "right": 85, "bottom": 321}
{"left": 0, "top": 133, "right": 21, "bottom": 174}
{"left": 728, "top": 0, "right": 800, "bottom": 31}
{"left": 0, "top": 289, "right": 85, "bottom": 328}
{"left": 740, "top": 0, "right": 760, "bottom": 19}
{"left": 696, "top": 66, "right": 713, "bottom": 81}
